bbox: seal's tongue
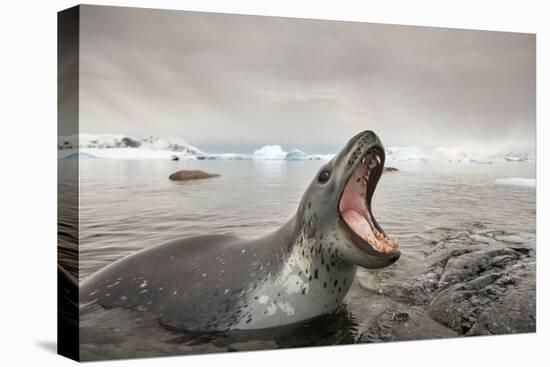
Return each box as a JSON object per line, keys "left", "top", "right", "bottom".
{"left": 341, "top": 210, "right": 380, "bottom": 249}
{"left": 339, "top": 151, "right": 397, "bottom": 253}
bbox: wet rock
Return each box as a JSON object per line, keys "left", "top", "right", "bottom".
{"left": 437, "top": 247, "right": 521, "bottom": 287}
{"left": 429, "top": 261, "right": 535, "bottom": 335}
{"left": 358, "top": 307, "right": 403, "bottom": 343}
{"left": 357, "top": 266, "right": 438, "bottom": 306}
{"left": 384, "top": 166, "right": 399, "bottom": 172}
{"left": 357, "top": 229, "right": 535, "bottom": 336}
{"left": 392, "top": 312, "right": 409, "bottom": 321}
{"left": 169, "top": 170, "right": 220, "bottom": 181}
{"left": 391, "top": 308, "right": 457, "bottom": 341}
{"left": 356, "top": 305, "right": 456, "bottom": 343}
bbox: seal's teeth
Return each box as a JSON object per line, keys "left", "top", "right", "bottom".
{"left": 376, "top": 155, "right": 381, "bottom": 164}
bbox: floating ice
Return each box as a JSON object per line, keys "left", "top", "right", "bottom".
{"left": 305, "top": 154, "right": 335, "bottom": 161}
{"left": 495, "top": 178, "right": 535, "bottom": 188}
{"left": 198, "top": 153, "right": 251, "bottom": 160}
{"left": 387, "top": 146, "right": 535, "bottom": 164}
{"left": 286, "top": 149, "right": 307, "bottom": 160}
{"left": 253, "top": 145, "right": 288, "bottom": 160}
{"left": 57, "top": 134, "right": 533, "bottom": 163}
{"left": 198, "top": 150, "right": 333, "bottom": 161}
{"left": 503, "top": 153, "right": 534, "bottom": 162}
{"left": 386, "top": 146, "right": 436, "bottom": 161}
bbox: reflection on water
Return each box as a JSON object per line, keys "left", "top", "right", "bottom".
{"left": 59, "top": 159, "right": 535, "bottom": 359}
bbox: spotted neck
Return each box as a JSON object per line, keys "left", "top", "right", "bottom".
{"left": 233, "top": 218, "right": 357, "bottom": 330}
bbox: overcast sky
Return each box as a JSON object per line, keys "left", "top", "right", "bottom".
{"left": 77, "top": 5, "right": 535, "bottom": 154}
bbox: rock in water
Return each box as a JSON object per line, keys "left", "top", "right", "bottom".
{"left": 384, "top": 166, "right": 399, "bottom": 172}
{"left": 356, "top": 228, "right": 535, "bottom": 336}
{"left": 169, "top": 170, "right": 220, "bottom": 181}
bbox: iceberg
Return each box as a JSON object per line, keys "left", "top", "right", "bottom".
{"left": 57, "top": 133, "right": 532, "bottom": 164}
{"left": 495, "top": 178, "right": 535, "bottom": 189}
{"left": 198, "top": 153, "right": 252, "bottom": 160}
{"left": 384, "top": 146, "right": 536, "bottom": 164}
{"left": 253, "top": 145, "right": 288, "bottom": 160}
{"left": 286, "top": 149, "right": 307, "bottom": 161}
{"left": 196, "top": 150, "right": 334, "bottom": 161}
{"left": 252, "top": 146, "right": 333, "bottom": 161}
{"left": 386, "top": 146, "right": 437, "bottom": 161}
{"left": 195, "top": 146, "right": 334, "bottom": 161}
{"left": 503, "top": 153, "right": 531, "bottom": 162}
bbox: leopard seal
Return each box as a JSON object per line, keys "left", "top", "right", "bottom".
{"left": 80, "top": 130, "right": 400, "bottom": 331}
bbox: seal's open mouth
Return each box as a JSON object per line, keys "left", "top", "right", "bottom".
{"left": 338, "top": 147, "right": 398, "bottom": 254}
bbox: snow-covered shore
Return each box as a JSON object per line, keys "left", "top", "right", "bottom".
{"left": 58, "top": 148, "right": 195, "bottom": 160}
{"left": 58, "top": 134, "right": 535, "bottom": 163}
{"left": 57, "top": 147, "right": 335, "bottom": 161}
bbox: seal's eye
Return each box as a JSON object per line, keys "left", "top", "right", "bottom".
{"left": 318, "top": 169, "right": 331, "bottom": 183}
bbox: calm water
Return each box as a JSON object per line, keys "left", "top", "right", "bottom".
{"left": 76, "top": 159, "right": 535, "bottom": 278}
{"left": 60, "top": 159, "right": 536, "bottom": 359}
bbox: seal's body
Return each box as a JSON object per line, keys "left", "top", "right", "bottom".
{"left": 81, "top": 130, "right": 400, "bottom": 331}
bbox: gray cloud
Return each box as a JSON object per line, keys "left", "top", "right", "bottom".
{"left": 78, "top": 5, "right": 535, "bottom": 153}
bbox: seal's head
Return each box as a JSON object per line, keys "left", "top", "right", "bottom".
{"left": 299, "top": 130, "right": 400, "bottom": 269}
